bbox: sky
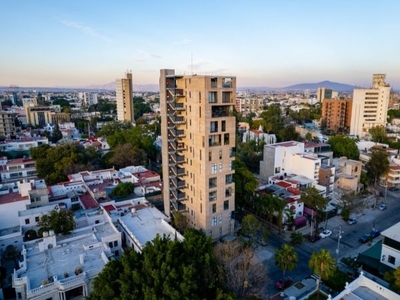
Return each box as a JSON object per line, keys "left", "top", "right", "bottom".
{"left": 1, "top": 0, "right": 400, "bottom": 89}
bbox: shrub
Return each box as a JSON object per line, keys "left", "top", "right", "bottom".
{"left": 290, "top": 232, "right": 304, "bottom": 245}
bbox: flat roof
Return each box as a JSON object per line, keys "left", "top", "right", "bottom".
{"left": 118, "top": 205, "right": 182, "bottom": 248}
{"left": 0, "top": 192, "right": 29, "bottom": 205}
{"left": 382, "top": 222, "right": 400, "bottom": 242}
{"left": 269, "top": 141, "right": 299, "bottom": 148}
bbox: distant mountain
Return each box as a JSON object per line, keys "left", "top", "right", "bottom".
{"left": 282, "top": 80, "right": 355, "bottom": 92}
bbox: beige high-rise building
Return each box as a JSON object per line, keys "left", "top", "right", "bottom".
{"left": 160, "top": 69, "right": 236, "bottom": 239}
{"left": 317, "top": 87, "right": 333, "bottom": 102}
{"left": 350, "top": 74, "right": 390, "bottom": 138}
{"left": 116, "top": 72, "right": 134, "bottom": 123}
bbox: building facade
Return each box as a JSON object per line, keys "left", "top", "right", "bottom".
{"left": 116, "top": 72, "right": 134, "bottom": 123}
{"left": 350, "top": 74, "right": 391, "bottom": 138}
{"left": 0, "top": 111, "right": 18, "bottom": 137}
{"left": 160, "top": 69, "right": 236, "bottom": 239}
{"left": 316, "top": 87, "right": 333, "bottom": 102}
{"left": 321, "top": 98, "right": 352, "bottom": 133}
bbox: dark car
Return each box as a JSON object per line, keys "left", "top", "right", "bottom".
{"left": 275, "top": 276, "right": 293, "bottom": 290}
{"left": 308, "top": 234, "right": 321, "bottom": 242}
{"left": 347, "top": 218, "right": 357, "bottom": 225}
{"left": 359, "top": 229, "right": 380, "bottom": 243}
{"left": 389, "top": 187, "right": 399, "bottom": 191}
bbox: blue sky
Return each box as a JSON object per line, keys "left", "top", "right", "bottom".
{"left": 1, "top": 0, "right": 399, "bottom": 88}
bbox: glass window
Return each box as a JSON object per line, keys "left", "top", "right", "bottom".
{"left": 224, "top": 200, "right": 229, "bottom": 210}
{"left": 212, "top": 203, "right": 217, "bottom": 213}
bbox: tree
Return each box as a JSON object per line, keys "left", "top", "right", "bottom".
{"left": 308, "top": 249, "right": 336, "bottom": 298}
{"left": 233, "top": 157, "right": 258, "bottom": 209}
{"left": 3, "top": 245, "right": 20, "bottom": 269}
{"left": 365, "top": 148, "right": 390, "bottom": 187}
{"left": 305, "top": 132, "right": 313, "bottom": 141}
{"left": 108, "top": 143, "right": 147, "bottom": 168}
{"left": 214, "top": 240, "right": 269, "bottom": 299}
{"left": 301, "top": 187, "right": 328, "bottom": 230}
{"left": 327, "top": 136, "right": 359, "bottom": 160}
{"left": 278, "top": 125, "right": 301, "bottom": 142}
{"left": 241, "top": 214, "right": 262, "bottom": 238}
{"left": 89, "top": 229, "right": 231, "bottom": 300}
{"left": 395, "top": 266, "right": 400, "bottom": 292}
{"left": 110, "top": 182, "right": 134, "bottom": 198}
{"left": 172, "top": 211, "right": 188, "bottom": 233}
{"left": 38, "top": 208, "right": 76, "bottom": 235}
{"left": 369, "top": 125, "right": 388, "bottom": 143}
{"left": 275, "top": 244, "right": 298, "bottom": 287}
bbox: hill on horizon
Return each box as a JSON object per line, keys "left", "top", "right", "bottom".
{"left": 281, "top": 80, "right": 355, "bottom": 92}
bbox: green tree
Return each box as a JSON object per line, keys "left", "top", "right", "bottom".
{"left": 273, "top": 196, "right": 288, "bottom": 234}
{"left": 259, "top": 104, "right": 284, "bottom": 135}
{"left": 241, "top": 214, "right": 262, "bottom": 238}
{"left": 290, "top": 232, "right": 304, "bottom": 245}
{"left": 108, "top": 143, "right": 147, "bottom": 168}
{"left": 301, "top": 187, "right": 328, "bottom": 230}
{"left": 365, "top": 148, "right": 390, "bottom": 186}
{"left": 369, "top": 125, "right": 388, "bottom": 143}
{"left": 308, "top": 249, "right": 336, "bottom": 298}
{"left": 275, "top": 244, "right": 298, "bottom": 286}
{"left": 395, "top": 266, "right": 400, "bottom": 292}
{"left": 89, "top": 229, "right": 231, "bottom": 300}
{"left": 172, "top": 211, "right": 188, "bottom": 233}
{"left": 38, "top": 208, "right": 76, "bottom": 235}
{"left": 278, "top": 125, "right": 301, "bottom": 142}
{"left": 305, "top": 132, "right": 313, "bottom": 141}
{"left": 327, "top": 136, "right": 359, "bottom": 160}
{"left": 110, "top": 182, "right": 134, "bottom": 198}
{"left": 233, "top": 157, "right": 258, "bottom": 209}
{"left": 3, "top": 245, "right": 20, "bottom": 269}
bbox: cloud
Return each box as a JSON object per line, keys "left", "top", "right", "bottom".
{"left": 60, "top": 19, "right": 111, "bottom": 42}
{"left": 137, "top": 50, "right": 162, "bottom": 59}
{"left": 172, "top": 39, "right": 192, "bottom": 45}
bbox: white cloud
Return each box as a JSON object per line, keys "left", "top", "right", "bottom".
{"left": 137, "top": 50, "right": 162, "bottom": 59}
{"left": 60, "top": 19, "right": 111, "bottom": 42}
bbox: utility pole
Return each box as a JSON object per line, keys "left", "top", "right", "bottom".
{"left": 336, "top": 226, "right": 344, "bottom": 264}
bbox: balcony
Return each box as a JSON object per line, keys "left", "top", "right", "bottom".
{"left": 212, "top": 106, "right": 230, "bottom": 118}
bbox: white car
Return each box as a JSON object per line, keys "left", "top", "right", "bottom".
{"left": 319, "top": 229, "right": 332, "bottom": 239}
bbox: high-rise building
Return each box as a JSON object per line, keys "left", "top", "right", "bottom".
{"left": 116, "top": 72, "right": 134, "bottom": 123}
{"left": 317, "top": 87, "right": 333, "bottom": 102}
{"left": 159, "top": 69, "right": 236, "bottom": 239}
{"left": 321, "top": 98, "right": 352, "bottom": 133}
{"left": 350, "top": 74, "right": 390, "bottom": 138}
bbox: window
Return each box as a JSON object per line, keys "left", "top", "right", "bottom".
{"left": 225, "top": 188, "right": 232, "bottom": 197}
{"left": 211, "top": 216, "right": 217, "bottom": 227}
{"left": 209, "top": 191, "right": 217, "bottom": 202}
{"left": 209, "top": 152, "right": 212, "bottom": 161}
{"left": 212, "top": 203, "right": 217, "bottom": 213}
{"left": 219, "top": 163, "right": 222, "bottom": 172}
{"left": 209, "top": 177, "right": 217, "bottom": 188}
{"left": 388, "top": 255, "right": 396, "bottom": 265}
{"left": 199, "top": 92, "right": 201, "bottom": 102}
{"left": 229, "top": 161, "right": 233, "bottom": 171}
{"left": 224, "top": 200, "right": 229, "bottom": 211}
{"left": 226, "top": 174, "right": 233, "bottom": 184}
{"left": 210, "top": 121, "right": 218, "bottom": 133}
{"left": 219, "top": 149, "right": 222, "bottom": 159}
{"left": 222, "top": 120, "right": 226, "bottom": 132}
{"left": 114, "top": 241, "right": 118, "bottom": 247}
{"left": 25, "top": 218, "right": 30, "bottom": 225}
{"left": 200, "top": 203, "right": 202, "bottom": 213}
{"left": 109, "top": 242, "right": 113, "bottom": 248}
{"left": 211, "top": 163, "right": 217, "bottom": 174}
{"left": 224, "top": 133, "right": 230, "bottom": 145}
{"left": 35, "top": 216, "right": 40, "bottom": 222}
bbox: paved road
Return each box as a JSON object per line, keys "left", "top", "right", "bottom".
{"left": 259, "top": 190, "right": 400, "bottom": 292}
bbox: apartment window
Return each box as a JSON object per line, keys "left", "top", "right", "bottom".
{"left": 225, "top": 188, "right": 232, "bottom": 197}
{"left": 388, "top": 255, "right": 396, "bottom": 265}
{"left": 35, "top": 216, "right": 40, "bottom": 222}
{"left": 221, "top": 120, "right": 226, "bottom": 132}
{"left": 219, "top": 163, "right": 222, "bottom": 172}
{"left": 199, "top": 92, "right": 201, "bottom": 102}
{"left": 209, "top": 152, "right": 212, "bottom": 162}
{"left": 211, "top": 216, "right": 217, "bottom": 227}
{"left": 219, "top": 214, "right": 222, "bottom": 224}
{"left": 229, "top": 161, "right": 233, "bottom": 171}
{"left": 226, "top": 174, "right": 233, "bottom": 184}
{"left": 208, "top": 92, "right": 217, "bottom": 103}
{"left": 211, "top": 163, "right": 217, "bottom": 174}
{"left": 210, "top": 121, "right": 218, "bottom": 133}
{"left": 114, "top": 241, "right": 118, "bottom": 247}
{"left": 200, "top": 150, "right": 202, "bottom": 160}
{"left": 212, "top": 203, "right": 217, "bottom": 213}
{"left": 189, "top": 91, "right": 191, "bottom": 98}
{"left": 199, "top": 107, "right": 201, "bottom": 117}
{"left": 108, "top": 242, "right": 113, "bottom": 248}
{"left": 209, "top": 177, "right": 217, "bottom": 188}
{"left": 224, "top": 200, "right": 229, "bottom": 211}
{"left": 200, "top": 203, "right": 202, "bottom": 214}
{"left": 222, "top": 77, "right": 232, "bottom": 88}
{"left": 209, "top": 191, "right": 217, "bottom": 202}
{"left": 25, "top": 218, "right": 30, "bottom": 225}
{"left": 224, "top": 133, "right": 230, "bottom": 145}
{"left": 219, "top": 149, "right": 222, "bottom": 159}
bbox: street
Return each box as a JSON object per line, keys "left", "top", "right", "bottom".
{"left": 260, "top": 190, "right": 400, "bottom": 292}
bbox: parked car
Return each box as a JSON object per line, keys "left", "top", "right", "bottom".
{"left": 378, "top": 203, "right": 387, "bottom": 211}
{"left": 359, "top": 229, "right": 380, "bottom": 243}
{"left": 275, "top": 276, "right": 293, "bottom": 290}
{"left": 347, "top": 218, "right": 357, "bottom": 225}
{"left": 308, "top": 234, "right": 321, "bottom": 242}
{"left": 389, "top": 187, "right": 399, "bottom": 191}
{"left": 319, "top": 229, "right": 332, "bottom": 239}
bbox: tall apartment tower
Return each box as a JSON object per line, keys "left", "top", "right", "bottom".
{"left": 321, "top": 98, "right": 353, "bottom": 133}
{"left": 116, "top": 72, "right": 134, "bottom": 123}
{"left": 350, "top": 74, "right": 390, "bottom": 138}
{"left": 160, "top": 69, "right": 236, "bottom": 239}
{"left": 317, "top": 87, "right": 333, "bottom": 102}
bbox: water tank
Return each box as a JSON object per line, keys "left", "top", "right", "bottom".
{"left": 131, "top": 208, "right": 136, "bottom": 215}
{"left": 43, "top": 231, "right": 49, "bottom": 238}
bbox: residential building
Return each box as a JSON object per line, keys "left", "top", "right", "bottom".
{"left": 381, "top": 222, "right": 400, "bottom": 270}
{"left": 321, "top": 98, "right": 352, "bottom": 133}
{"left": 316, "top": 87, "right": 333, "bottom": 102}
{"left": 116, "top": 72, "right": 134, "bottom": 123}
{"left": 0, "top": 111, "right": 18, "bottom": 137}
{"left": 350, "top": 74, "right": 391, "bottom": 138}
{"left": 0, "top": 157, "right": 37, "bottom": 184}
{"left": 159, "top": 69, "right": 236, "bottom": 239}
{"left": 242, "top": 127, "right": 277, "bottom": 145}
{"left": 25, "top": 104, "right": 52, "bottom": 127}
{"left": 333, "top": 157, "right": 363, "bottom": 193}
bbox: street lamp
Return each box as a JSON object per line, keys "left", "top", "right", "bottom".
{"left": 335, "top": 226, "right": 344, "bottom": 264}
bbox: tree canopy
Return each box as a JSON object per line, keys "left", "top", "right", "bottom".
{"left": 309, "top": 249, "right": 336, "bottom": 295}
{"left": 89, "top": 229, "right": 232, "bottom": 300}
{"left": 327, "top": 136, "right": 359, "bottom": 160}
{"left": 365, "top": 148, "right": 390, "bottom": 186}
{"left": 38, "top": 208, "right": 76, "bottom": 235}
{"left": 275, "top": 244, "right": 298, "bottom": 282}
{"left": 31, "top": 143, "right": 103, "bottom": 185}
{"left": 368, "top": 126, "right": 388, "bottom": 143}
{"left": 109, "top": 182, "right": 134, "bottom": 198}
{"left": 233, "top": 157, "right": 258, "bottom": 209}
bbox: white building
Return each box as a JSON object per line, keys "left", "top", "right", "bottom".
{"left": 350, "top": 74, "right": 391, "bottom": 138}
{"left": 381, "top": 221, "right": 400, "bottom": 270}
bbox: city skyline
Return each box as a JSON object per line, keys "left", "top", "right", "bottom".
{"left": 1, "top": 0, "right": 400, "bottom": 89}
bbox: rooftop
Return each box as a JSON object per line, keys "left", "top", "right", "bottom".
{"left": 0, "top": 191, "right": 29, "bottom": 205}
{"left": 381, "top": 221, "right": 400, "bottom": 242}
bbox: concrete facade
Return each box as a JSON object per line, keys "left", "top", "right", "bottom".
{"left": 321, "top": 98, "right": 352, "bottom": 133}
{"left": 160, "top": 69, "right": 236, "bottom": 239}
{"left": 116, "top": 72, "right": 134, "bottom": 123}
{"left": 350, "top": 74, "right": 391, "bottom": 138}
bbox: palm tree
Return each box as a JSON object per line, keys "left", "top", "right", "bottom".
{"left": 308, "top": 249, "right": 336, "bottom": 299}
{"left": 273, "top": 197, "right": 287, "bottom": 234}
{"left": 275, "top": 244, "right": 298, "bottom": 287}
